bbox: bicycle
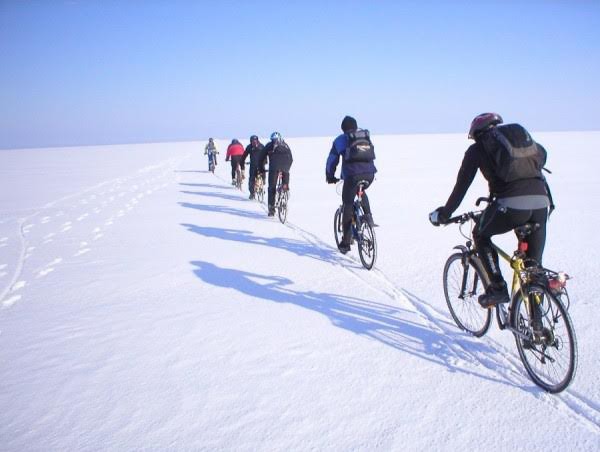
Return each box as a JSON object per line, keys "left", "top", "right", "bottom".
{"left": 208, "top": 153, "right": 217, "bottom": 174}
{"left": 254, "top": 171, "right": 265, "bottom": 203}
{"left": 333, "top": 180, "right": 377, "bottom": 270}
{"left": 274, "top": 171, "right": 289, "bottom": 224}
{"left": 234, "top": 164, "right": 243, "bottom": 191}
{"left": 442, "top": 197, "right": 577, "bottom": 393}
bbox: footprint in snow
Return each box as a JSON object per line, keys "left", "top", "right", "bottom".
{"left": 41, "top": 216, "right": 51, "bottom": 224}
{"left": 77, "top": 213, "right": 89, "bottom": 221}
{"left": 61, "top": 222, "right": 72, "bottom": 232}
{"left": 2, "top": 294, "right": 22, "bottom": 308}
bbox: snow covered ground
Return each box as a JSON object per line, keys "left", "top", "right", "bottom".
{"left": 1, "top": 132, "right": 599, "bottom": 450}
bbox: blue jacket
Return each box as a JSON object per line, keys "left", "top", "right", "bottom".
{"left": 326, "top": 132, "right": 377, "bottom": 179}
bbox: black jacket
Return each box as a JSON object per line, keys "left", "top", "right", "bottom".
{"left": 261, "top": 140, "right": 293, "bottom": 172}
{"left": 444, "top": 140, "right": 548, "bottom": 215}
{"left": 243, "top": 142, "right": 266, "bottom": 169}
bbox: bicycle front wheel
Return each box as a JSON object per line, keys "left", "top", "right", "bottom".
{"left": 357, "top": 221, "right": 377, "bottom": 270}
{"left": 443, "top": 253, "right": 491, "bottom": 337}
{"left": 333, "top": 206, "right": 343, "bottom": 247}
{"left": 512, "top": 285, "right": 577, "bottom": 393}
{"left": 278, "top": 191, "right": 288, "bottom": 223}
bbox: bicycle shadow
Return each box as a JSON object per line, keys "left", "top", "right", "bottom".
{"left": 179, "top": 202, "right": 265, "bottom": 220}
{"left": 180, "top": 182, "right": 235, "bottom": 191}
{"left": 400, "top": 287, "right": 539, "bottom": 392}
{"left": 180, "top": 190, "right": 249, "bottom": 203}
{"left": 182, "top": 224, "right": 339, "bottom": 265}
{"left": 190, "top": 260, "right": 520, "bottom": 385}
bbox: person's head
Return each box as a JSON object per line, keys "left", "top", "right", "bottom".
{"left": 231, "top": 138, "right": 240, "bottom": 145}
{"left": 341, "top": 115, "right": 358, "bottom": 133}
{"left": 270, "top": 131, "right": 282, "bottom": 143}
{"left": 250, "top": 135, "right": 259, "bottom": 144}
{"left": 468, "top": 113, "right": 503, "bottom": 140}
{"left": 208, "top": 138, "right": 214, "bottom": 143}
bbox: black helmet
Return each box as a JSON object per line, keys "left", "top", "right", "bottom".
{"left": 250, "top": 135, "right": 259, "bottom": 142}
{"left": 468, "top": 113, "right": 503, "bottom": 139}
{"left": 208, "top": 137, "right": 214, "bottom": 143}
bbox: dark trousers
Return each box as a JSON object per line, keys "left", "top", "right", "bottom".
{"left": 342, "top": 173, "right": 374, "bottom": 243}
{"left": 474, "top": 203, "right": 548, "bottom": 285}
{"left": 268, "top": 170, "right": 290, "bottom": 209}
{"left": 229, "top": 155, "right": 245, "bottom": 180}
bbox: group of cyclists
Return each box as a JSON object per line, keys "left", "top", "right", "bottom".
{"left": 205, "top": 112, "right": 554, "bottom": 314}
{"left": 204, "top": 132, "right": 293, "bottom": 217}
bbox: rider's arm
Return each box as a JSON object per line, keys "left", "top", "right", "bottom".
{"left": 443, "top": 145, "right": 479, "bottom": 216}
{"left": 326, "top": 138, "right": 343, "bottom": 179}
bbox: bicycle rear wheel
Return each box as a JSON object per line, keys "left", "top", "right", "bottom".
{"left": 443, "top": 253, "right": 491, "bottom": 337}
{"left": 255, "top": 176, "right": 264, "bottom": 203}
{"left": 333, "top": 206, "right": 343, "bottom": 247}
{"left": 277, "top": 191, "right": 288, "bottom": 223}
{"left": 357, "top": 220, "right": 376, "bottom": 270}
{"left": 512, "top": 285, "right": 577, "bottom": 393}
{"left": 235, "top": 167, "right": 243, "bottom": 190}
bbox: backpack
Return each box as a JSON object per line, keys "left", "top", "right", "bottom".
{"left": 344, "top": 129, "right": 375, "bottom": 163}
{"left": 481, "top": 123, "right": 546, "bottom": 183}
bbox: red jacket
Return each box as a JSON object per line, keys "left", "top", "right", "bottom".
{"left": 226, "top": 143, "right": 245, "bottom": 159}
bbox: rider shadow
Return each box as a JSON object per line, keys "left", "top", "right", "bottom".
{"left": 179, "top": 202, "right": 265, "bottom": 220}
{"left": 182, "top": 224, "right": 339, "bottom": 265}
{"left": 180, "top": 190, "right": 249, "bottom": 203}
{"left": 191, "top": 260, "right": 519, "bottom": 385}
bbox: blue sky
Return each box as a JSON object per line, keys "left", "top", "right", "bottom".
{"left": 1, "top": 0, "right": 599, "bottom": 149}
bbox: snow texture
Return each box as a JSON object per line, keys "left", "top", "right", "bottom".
{"left": 1, "top": 133, "right": 599, "bottom": 450}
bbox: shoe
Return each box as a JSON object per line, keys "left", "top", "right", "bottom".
{"left": 338, "top": 242, "right": 351, "bottom": 254}
{"left": 268, "top": 207, "right": 275, "bottom": 217}
{"left": 363, "top": 213, "right": 376, "bottom": 227}
{"left": 249, "top": 194, "right": 255, "bottom": 200}
{"left": 282, "top": 184, "right": 289, "bottom": 192}
{"left": 231, "top": 179, "right": 236, "bottom": 185}
{"left": 241, "top": 171, "right": 246, "bottom": 179}
{"left": 478, "top": 282, "right": 509, "bottom": 308}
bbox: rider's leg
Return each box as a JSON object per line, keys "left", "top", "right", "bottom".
{"left": 524, "top": 207, "right": 548, "bottom": 265}
{"left": 267, "top": 168, "right": 278, "bottom": 214}
{"left": 340, "top": 177, "right": 357, "bottom": 247}
{"left": 356, "top": 173, "right": 375, "bottom": 226}
{"left": 282, "top": 171, "right": 289, "bottom": 190}
{"left": 248, "top": 165, "right": 256, "bottom": 196}
{"left": 474, "top": 204, "right": 530, "bottom": 306}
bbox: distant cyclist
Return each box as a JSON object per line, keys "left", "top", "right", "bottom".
{"left": 204, "top": 138, "right": 218, "bottom": 171}
{"left": 261, "top": 132, "right": 293, "bottom": 216}
{"left": 225, "top": 139, "right": 246, "bottom": 185}
{"left": 429, "top": 113, "right": 552, "bottom": 314}
{"left": 326, "top": 115, "right": 377, "bottom": 254}
{"left": 243, "top": 135, "right": 266, "bottom": 199}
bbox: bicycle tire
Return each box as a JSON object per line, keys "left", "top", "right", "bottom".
{"left": 255, "top": 176, "right": 264, "bottom": 203}
{"left": 333, "top": 206, "right": 343, "bottom": 247}
{"left": 357, "top": 219, "right": 376, "bottom": 270}
{"left": 512, "top": 285, "right": 577, "bottom": 393}
{"left": 277, "top": 190, "right": 288, "bottom": 223}
{"left": 235, "top": 167, "right": 243, "bottom": 190}
{"left": 443, "top": 253, "right": 491, "bottom": 337}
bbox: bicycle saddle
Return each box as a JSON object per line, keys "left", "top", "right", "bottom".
{"left": 356, "top": 180, "right": 371, "bottom": 189}
{"left": 515, "top": 222, "right": 541, "bottom": 240}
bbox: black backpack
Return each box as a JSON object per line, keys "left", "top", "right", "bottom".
{"left": 481, "top": 123, "right": 546, "bottom": 182}
{"left": 344, "top": 129, "right": 375, "bottom": 163}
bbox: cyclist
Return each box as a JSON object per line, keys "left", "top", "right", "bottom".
{"left": 326, "top": 115, "right": 377, "bottom": 254}
{"left": 261, "top": 132, "right": 293, "bottom": 216}
{"left": 429, "top": 113, "right": 551, "bottom": 312}
{"left": 204, "top": 138, "right": 218, "bottom": 170}
{"left": 243, "top": 135, "right": 266, "bottom": 199}
{"left": 225, "top": 139, "right": 246, "bottom": 185}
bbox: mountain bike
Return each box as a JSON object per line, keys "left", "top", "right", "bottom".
{"left": 254, "top": 172, "right": 265, "bottom": 203}
{"left": 333, "top": 180, "right": 377, "bottom": 270}
{"left": 274, "top": 171, "right": 289, "bottom": 223}
{"left": 442, "top": 198, "right": 577, "bottom": 393}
